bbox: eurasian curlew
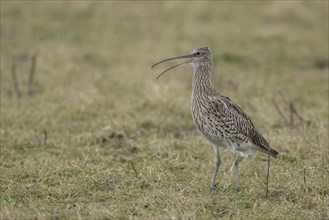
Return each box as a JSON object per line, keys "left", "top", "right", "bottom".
{"left": 151, "top": 47, "right": 279, "bottom": 192}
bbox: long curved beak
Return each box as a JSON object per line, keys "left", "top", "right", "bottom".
{"left": 151, "top": 53, "right": 193, "bottom": 79}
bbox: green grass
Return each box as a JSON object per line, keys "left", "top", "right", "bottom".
{"left": 1, "top": 1, "right": 328, "bottom": 219}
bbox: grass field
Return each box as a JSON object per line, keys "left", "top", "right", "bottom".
{"left": 1, "top": 1, "right": 328, "bottom": 219}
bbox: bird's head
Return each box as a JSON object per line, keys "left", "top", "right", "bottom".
{"left": 151, "top": 47, "right": 212, "bottom": 79}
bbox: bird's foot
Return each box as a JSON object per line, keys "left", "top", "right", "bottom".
{"left": 234, "top": 188, "right": 240, "bottom": 193}
{"left": 210, "top": 183, "right": 217, "bottom": 191}
{"left": 210, "top": 183, "right": 224, "bottom": 191}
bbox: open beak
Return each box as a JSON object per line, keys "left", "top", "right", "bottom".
{"left": 151, "top": 53, "right": 193, "bottom": 79}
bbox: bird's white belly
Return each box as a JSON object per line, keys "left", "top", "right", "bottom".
{"left": 208, "top": 133, "right": 257, "bottom": 157}
{"left": 229, "top": 141, "right": 258, "bottom": 157}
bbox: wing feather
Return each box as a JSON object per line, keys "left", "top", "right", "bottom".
{"left": 208, "top": 95, "right": 278, "bottom": 158}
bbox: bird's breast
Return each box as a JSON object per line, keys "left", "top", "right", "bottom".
{"left": 190, "top": 97, "right": 225, "bottom": 144}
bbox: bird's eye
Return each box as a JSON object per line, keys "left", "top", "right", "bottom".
{"left": 195, "top": 52, "right": 201, "bottom": 56}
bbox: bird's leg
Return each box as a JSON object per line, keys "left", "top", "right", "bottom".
{"left": 234, "top": 152, "right": 239, "bottom": 192}
{"left": 210, "top": 145, "right": 221, "bottom": 190}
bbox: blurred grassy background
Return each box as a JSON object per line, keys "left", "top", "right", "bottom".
{"left": 1, "top": 1, "right": 328, "bottom": 219}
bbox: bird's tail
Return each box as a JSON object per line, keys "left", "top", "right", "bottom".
{"left": 267, "top": 148, "right": 279, "bottom": 159}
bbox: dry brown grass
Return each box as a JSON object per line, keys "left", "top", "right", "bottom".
{"left": 1, "top": 1, "right": 328, "bottom": 219}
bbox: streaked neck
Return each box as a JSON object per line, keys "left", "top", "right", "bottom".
{"left": 192, "top": 63, "right": 213, "bottom": 93}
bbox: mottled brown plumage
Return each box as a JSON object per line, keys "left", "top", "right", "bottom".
{"left": 151, "top": 47, "right": 278, "bottom": 191}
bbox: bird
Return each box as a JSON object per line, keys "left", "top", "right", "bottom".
{"left": 151, "top": 47, "right": 279, "bottom": 192}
